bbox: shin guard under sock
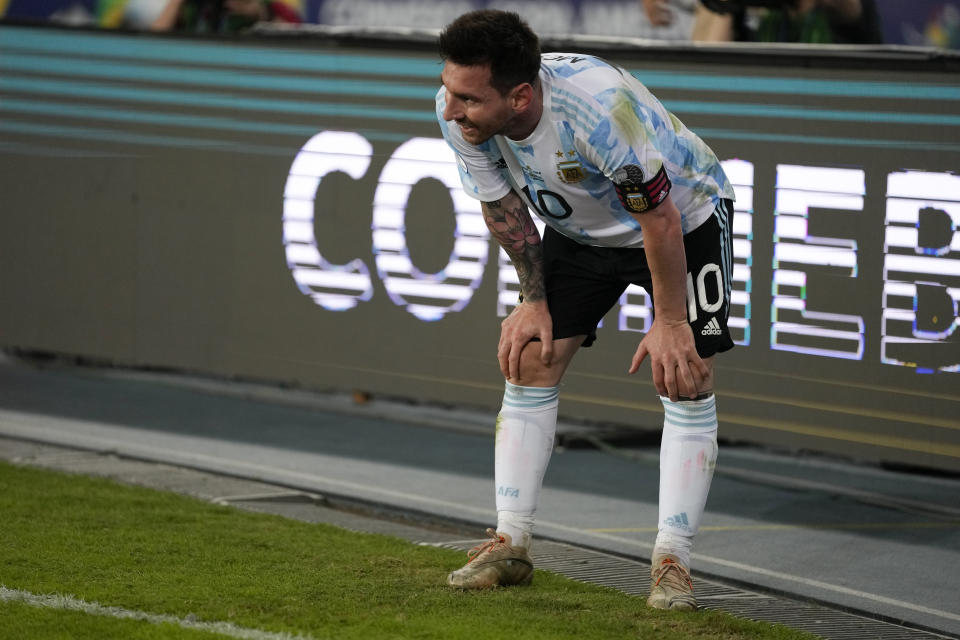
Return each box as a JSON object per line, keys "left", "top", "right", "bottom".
{"left": 655, "top": 394, "right": 718, "bottom": 566}
{"left": 494, "top": 381, "right": 560, "bottom": 548}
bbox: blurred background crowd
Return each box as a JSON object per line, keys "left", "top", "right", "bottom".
{"left": 1, "top": 0, "right": 958, "bottom": 48}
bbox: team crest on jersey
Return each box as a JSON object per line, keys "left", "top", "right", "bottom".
{"left": 555, "top": 149, "right": 585, "bottom": 183}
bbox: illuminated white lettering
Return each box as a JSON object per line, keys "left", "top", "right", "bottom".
{"left": 882, "top": 170, "right": 960, "bottom": 373}
{"left": 771, "top": 164, "right": 865, "bottom": 360}
{"left": 373, "top": 137, "right": 489, "bottom": 321}
{"left": 618, "top": 283, "right": 653, "bottom": 333}
{"left": 283, "top": 131, "right": 374, "bottom": 311}
{"left": 282, "top": 132, "right": 959, "bottom": 375}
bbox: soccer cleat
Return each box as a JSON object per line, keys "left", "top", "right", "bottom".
{"left": 447, "top": 528, "right": 534, "bottom": 589}
{"left": 647, "top": 554, "right": 697, "bottom": 610}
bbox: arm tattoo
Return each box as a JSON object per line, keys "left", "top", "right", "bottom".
{"left": 482, "top": 193, "right": 546, "bottom": 303}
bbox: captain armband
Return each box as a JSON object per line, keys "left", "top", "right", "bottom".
{"left": 612, "top": 164, "right": 671, "bottom": 214}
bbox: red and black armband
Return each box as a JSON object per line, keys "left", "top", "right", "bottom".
{"left": 612, "top": 164, "right": 671, "bottom": 214}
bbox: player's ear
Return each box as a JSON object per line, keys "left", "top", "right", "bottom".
{"left": 510, "top": 83, "right": 534, "bottom": 112}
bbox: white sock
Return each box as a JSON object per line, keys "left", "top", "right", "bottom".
{"left": 654, "top": 394, "right": 719, "bottom": 567}
{"left": 494, "top": 381, "right": 559, "bottom": 549}
{"left": 655, "top": 531, "right": 693, "bottom": 568}
{"left": 496, "top": 511, "right": 535, "bottom": 548}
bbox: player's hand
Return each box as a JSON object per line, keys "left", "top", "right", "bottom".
{"left": 498, "top": 300, "right": 553, "bottom": 382}
{"left": 628, "top": 318, "right": 708, "bottom": 401}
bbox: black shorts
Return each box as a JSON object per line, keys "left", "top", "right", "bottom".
{"left": 542, "top": 199, "right": 735, "bottom": 358}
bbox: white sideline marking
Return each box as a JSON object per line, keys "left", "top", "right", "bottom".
{"left": 0, "top": 586, "right": 313, "bottom": 640}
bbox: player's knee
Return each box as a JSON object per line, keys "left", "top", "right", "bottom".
{"left": 508, "top": 364, "right": 561, "bottom": 388}
{"left": 508, "top": 343, "right": 564, "bottom": 387}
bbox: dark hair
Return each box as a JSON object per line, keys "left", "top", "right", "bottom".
{"left": 438, "top": 10, "right": 541, "bottom": 95}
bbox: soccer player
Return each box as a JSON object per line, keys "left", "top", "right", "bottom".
{"left": 436, "top": 9, "right": 735, "bottom": 610}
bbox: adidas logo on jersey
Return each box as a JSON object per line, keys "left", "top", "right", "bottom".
{"left": 701, "top": 317, "right": 722, "bottom": 336}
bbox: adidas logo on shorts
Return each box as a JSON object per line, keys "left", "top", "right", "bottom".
{"left": 701, "top": 317, "right": 722, "bottom": 336}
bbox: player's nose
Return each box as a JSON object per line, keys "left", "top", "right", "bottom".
{"left": 443, "top": 93, "right": 462, "bottom": 122}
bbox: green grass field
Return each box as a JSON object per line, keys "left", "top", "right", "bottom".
{"left": 0, "top": 461, "right": 816, "bottom": 639}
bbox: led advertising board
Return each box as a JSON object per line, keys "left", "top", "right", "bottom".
{"left": 0, "top": 26, "right": 957, "bottom": 470}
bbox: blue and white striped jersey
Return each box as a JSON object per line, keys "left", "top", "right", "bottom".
{"left": 437, "top": 53, "right": 735, "bottom": 248}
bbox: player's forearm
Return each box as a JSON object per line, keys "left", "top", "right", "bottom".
{"left": 481, "top": 192, "right": 546, "bottom": 303}
{"left": 636, "top": 199, "right": 689, "bottom": 323}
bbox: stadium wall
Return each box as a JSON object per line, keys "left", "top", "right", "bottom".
{"left": 0, "top": 24, "right": 958, "bottom": 472}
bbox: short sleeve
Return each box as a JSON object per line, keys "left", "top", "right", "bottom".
{"left": 580, "top": 78, "right": 674, "bottom": 214}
